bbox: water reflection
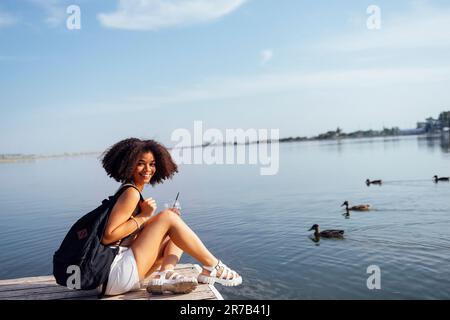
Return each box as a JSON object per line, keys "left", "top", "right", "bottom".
{"left": 417, "top": 133, "right": 450, "bottom": 153}
{"left": 318, "top": 136, "right": 407, "bottom": 154}
{"left": 308, "top": 234, "right": 346, "bottom": 245}
{"left": 309, "top": 235, "right": 321, "bottom": 245}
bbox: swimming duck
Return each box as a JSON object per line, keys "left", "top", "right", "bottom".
{"left": 308, "top": 224, "right": 344, "bottom": 238}
{"left": 433, "top": 175, "right": 450, "bottom": 183}
{"left": 366, "top": 179, "right": 382, "bottom": 186}
{"left": 341, "top": 201, "right": 371, "bottom": 211}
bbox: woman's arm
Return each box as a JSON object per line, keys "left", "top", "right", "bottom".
{"left": 101, "top": 188, "right": 154, "bottom": 245}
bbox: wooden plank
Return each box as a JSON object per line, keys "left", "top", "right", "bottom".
{"left": 0, "top": 264, "right": 223, "bottom": 300}
{"left": 0, "top": 285, "right": 97, "bottom": 299}
{"left": 0, "top": 281, "right": 59, "bottom": 292}
{"left": 0, "top": 275, "right": 54, "bottom": 286}
{"left": 208, "top": 285, "right": 224, "bottom": 300}
{"left": 1, "top": 289, "right": 99, "bottom": 300}
{"left": 0, "top": 264, "right": 196, "bottom": 286}
{"left": 103, "top": 285, "right": 217, "bottom": 300}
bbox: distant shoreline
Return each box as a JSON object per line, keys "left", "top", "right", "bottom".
{"left": 0, "top": 152, "right": 101, "bottom": 164}
{"left": 1, "top": 132, "right": 442, "bottom": 164}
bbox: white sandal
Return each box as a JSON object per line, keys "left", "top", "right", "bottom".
{"left": 147, "top": 270, "right": 198, "bottom": 294}
{"left": 197, "top": 260, "right": 242, "bottom": 287}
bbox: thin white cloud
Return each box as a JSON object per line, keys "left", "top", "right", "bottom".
{"left": 321, "top": 4, "right": 450, "bottom": 51}
{"left": 52, "top": 66, "right": 450, "bottom": 119}
{"left": 98, "top": 0, "right": 248, "bottom": 30}
{"left": 0, "top": 10, "right": 16, "bottom": 28}
{"left": 29, "top": 0, "right": 66, "bottom": 27}
{"left": 129, "top": 67, "right": 450, "bottom": 105}
{"left": 261, "top": 49, "right": 273, "bottom": 65}
{"left": 38, "top": 66, "right": 450, "bottom": 139}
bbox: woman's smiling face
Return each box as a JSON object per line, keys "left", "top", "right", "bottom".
{"left": 133, "top": 151, "right": 156, "bottom": 187}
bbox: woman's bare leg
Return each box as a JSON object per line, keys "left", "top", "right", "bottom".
{"left": 143, "top": 236, "right": 171, "bottom": 279}
{"left": 131, "top": 209, "right": 218, "bottom": 280}
{"left": 160, "top": 239, "right": 183, "bottom": 271}
{"left": 144, "top": 238, "right": 183, "bottom": 279}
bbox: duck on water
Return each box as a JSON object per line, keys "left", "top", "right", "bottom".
{"left": 341, "top": 201, "right": 371, "bottom": 212}
{"left": 308, "top": 224, "right": 344, "bottom": 238}
{"left": 366, "top": 179, "right": 382, "bottom": 186}
{"left": 433, "top": 175, "right": 450, "bottom": 183}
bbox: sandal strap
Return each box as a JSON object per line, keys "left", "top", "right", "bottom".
{"left": 166, "top": 270, "right": 195, "bottom": 281}
{"left": 219, "top": 264, "right": 237, "bottom": 280}
{"left": 203, "top": 260, "right": 238, "bottom": 280}
{"left": 154, "top": 270, "right": 177, "bottom": 280}
{"left": 168, "top": 272, "right": 179, "bottom": 280}
{"left": 202, "top": 260, "right": 222, "bottom": 273}
{"left": 155, "top": 270, "right": 168, "bottom": 278}
{"left": 219, "top": 264, "right": 228, "bottom": 280}
{"left": 169, "top": 272, "right": 186, "bottom": 280}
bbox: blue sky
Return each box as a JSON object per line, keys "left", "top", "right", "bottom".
{"left": 1, "top": 0, "right": 450, "bottom": 154}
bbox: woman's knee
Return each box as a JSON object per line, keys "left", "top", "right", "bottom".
{"left": 140, "top": 209, "right": 179, "bottom": 232}
{"left": 155, "top": 209, "right": 179, "bottom": 222}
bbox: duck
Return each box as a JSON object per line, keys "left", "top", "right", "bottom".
{"left": 341, "top": 201, "right": 371, "bottom": 212}
{"left": 308, "top": 224, "right": 344, "bottom": 238}
{"left": 366, "top": 179, "right": 382, "bottom": 186}
{"left": 433, "top": 175, "right": 450, "bottom": 183}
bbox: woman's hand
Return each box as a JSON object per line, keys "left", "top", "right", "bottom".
{"left": 169, "top": 207, "right": 181, "bottom": 216}
{"left": 139, "top": 197, "right": 157, "bottom": 217}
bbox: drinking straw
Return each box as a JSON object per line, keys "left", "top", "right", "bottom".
{"left": 172, "top": 192, "right": 180, "bottom": 208}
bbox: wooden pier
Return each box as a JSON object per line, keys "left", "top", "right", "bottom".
{"left": 0, "top": 264, "right": 223, "bottom": 300}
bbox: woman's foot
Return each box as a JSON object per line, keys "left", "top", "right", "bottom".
{"left": 198, "top": 260, "right": 242, "bottom": 286}
{"left": 147, "top": 270, "right": 198, "bottom": 295}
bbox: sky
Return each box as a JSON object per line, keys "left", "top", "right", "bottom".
{"left": 1, "top": 0, "right": 450, "bottom": 154}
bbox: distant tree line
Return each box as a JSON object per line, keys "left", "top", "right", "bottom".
{"left": 438, "top": 111, "right": 450, "bottom": 129}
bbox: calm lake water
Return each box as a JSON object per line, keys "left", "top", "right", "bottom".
{"left": 1, "top": 135, "right": 450, "bottom": 299}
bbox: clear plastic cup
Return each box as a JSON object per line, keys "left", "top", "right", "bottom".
{"left": 164, "top": 200, "right": 181, "bottom": 215}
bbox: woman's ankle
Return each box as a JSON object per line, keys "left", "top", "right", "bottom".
{"left": 203, "top": 258, "right": 219, "bottom": 269}
{"left": 201, "top": 259, "right": 218, "bottom": 274}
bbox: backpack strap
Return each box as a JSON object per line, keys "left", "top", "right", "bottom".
{"left": 98, "top": 279, "right": 108, "bottom": 299}
{"left": 116, "top": 183, "right": 144, "bottom": 202}
{"left": 98, "top": 184, "right": 144, "bottom": 299}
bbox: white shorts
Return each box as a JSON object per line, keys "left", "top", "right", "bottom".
{"left": 104, "top": 246, "right": 141, "bottom": 296}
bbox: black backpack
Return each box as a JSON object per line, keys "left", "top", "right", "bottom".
{"left": 53, "top": 184, "right": 143, "bottom": 297}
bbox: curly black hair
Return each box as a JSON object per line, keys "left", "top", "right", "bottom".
{"left": 101, "top": 138, "right": 178, "bottom": 186}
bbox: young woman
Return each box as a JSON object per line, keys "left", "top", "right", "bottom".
{"left": 100, "top": 138, "right": 242, "bottom": 296}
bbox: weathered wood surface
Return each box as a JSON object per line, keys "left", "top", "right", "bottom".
{"left": 0, "top": 264, "right": 223, "bottom": 300}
